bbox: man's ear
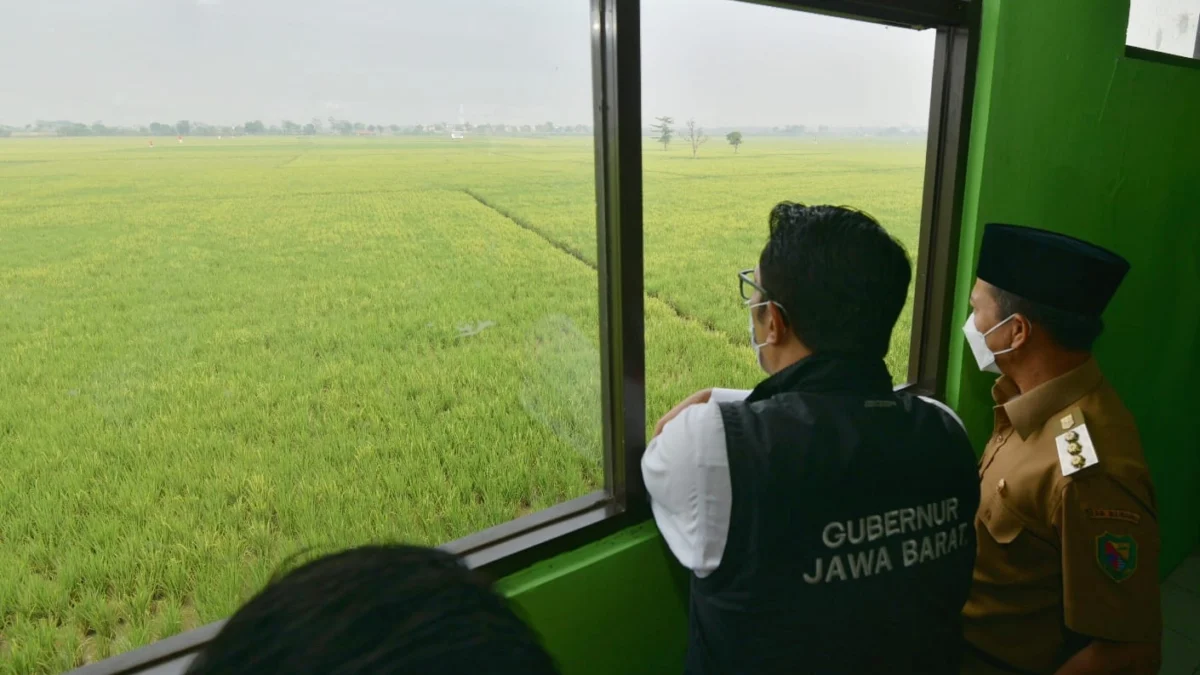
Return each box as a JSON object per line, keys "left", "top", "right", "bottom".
{"left": 767, "top": 303, "right": 788, "bottom": 344}
{"left": 1011, "top": 314, "right": 1032, "bottom": 350}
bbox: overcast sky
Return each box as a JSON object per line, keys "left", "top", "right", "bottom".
{"left": 0, "top": 0, "right": 935, "bottom": 128}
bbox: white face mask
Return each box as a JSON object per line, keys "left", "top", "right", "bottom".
{"left": 962, "top": 311, "right": 1017, "bottom": 374}
{"left": 747, "top": 301, "right": 772, "bottom": 373}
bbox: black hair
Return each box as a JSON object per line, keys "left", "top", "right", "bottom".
{"left": 185, "top": 544, "right": 560, "bottom": 675}
{"left": 758, "top": 202, "right": 911, "bottom": 359}
{"left": 991, "top": 286, "right": 1104, "bottom": 352}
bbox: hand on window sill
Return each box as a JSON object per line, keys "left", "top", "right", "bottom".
{"left": 653, "top": 389, "right": 714, "bottom": 438}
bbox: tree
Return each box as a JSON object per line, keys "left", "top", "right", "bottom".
{"left": 303, "top": 123, "right": 317, "bottom": 135}
{"left": 176, "top": 120, "right": 190, "bottom": 135}
{"left": 311, "top": 117, "right": 324, "bottom": 134}
{"left": 244, "top": 120, "right": 266, "bottom": 134}
{"left": 282, "top": 120, "right": 301, "bottom": 134}
{"left": 726, "top": 131, "right": 743, "bottom": 154}
{"left": 682, "top": 118, "right": 708, "bottom": 159}
{"left": 59, "top": 122, "right": 91, "bottom": 136}
{"left": 651, "top": 116, "right": 674, "bottom": 150}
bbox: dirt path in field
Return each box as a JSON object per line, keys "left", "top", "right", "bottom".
{"left": 463, "top": 188, "right": 743, "bottom": 349}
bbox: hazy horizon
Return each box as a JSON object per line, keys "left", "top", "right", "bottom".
{"left": 0, "top": 0, "right": 935, "bottom": 129}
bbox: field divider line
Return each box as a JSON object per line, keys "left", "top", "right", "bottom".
{"left": 462, "top": 188, "right": 596, "bottom": 270}
{"left": 461, "top": 188, "right": 743, "bottom": 349}
{"left": 279, "top": 152, "right": 306, "bottom": 168}
{"left": 645, "top": 291, "right": 744, "bottom": 349}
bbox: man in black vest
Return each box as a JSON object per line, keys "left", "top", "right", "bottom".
{"left": 643, "top": 203, "right": 980, "bottom": 675}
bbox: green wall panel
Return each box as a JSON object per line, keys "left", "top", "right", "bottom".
{"left": 499, "top": 522, "right": 689, "bottom": 675}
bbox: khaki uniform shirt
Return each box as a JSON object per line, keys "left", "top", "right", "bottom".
{"left": 962, "top": 359, "right": 1161, "bottom": 674}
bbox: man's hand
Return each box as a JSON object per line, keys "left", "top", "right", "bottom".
{"left": 653, "top": 389, "right": 714, "bottom": 438}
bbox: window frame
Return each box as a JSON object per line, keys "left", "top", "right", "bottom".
{"left": 62, "top": 1, "right": 977, "bottom": 672}
{"left": 1126, "top": 43, "right": 1200, "bottom": 67}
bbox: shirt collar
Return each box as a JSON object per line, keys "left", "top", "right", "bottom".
{"left": 991, "top": 358, "right": 1105, "bottom": 439}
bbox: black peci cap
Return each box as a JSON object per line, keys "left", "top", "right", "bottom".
{"left": 976, "top": 223, "right": 1131, "bottom": 317}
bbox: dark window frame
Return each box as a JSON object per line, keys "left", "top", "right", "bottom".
{"left": 1125, "top": 44, "right": 1200, "bottom": 69}
{"left": 62, "top": 1, "right": 977, "bottom": 672}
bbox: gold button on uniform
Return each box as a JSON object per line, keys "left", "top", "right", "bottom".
{"left": 1071, "top": 455, "right": 1086, "bottom": 469}
{"left": 997, "top": 478, "right": 1007, "bottom": 494}
{"left": 1067, "top": 442, "right": 1082, "bottom": 455}
{"left": 1065, "top": 430, "right": 1079, "bottom": 442}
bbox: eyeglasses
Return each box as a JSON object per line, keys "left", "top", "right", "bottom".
{"left": 739, "top": 268, "right": 791, "bottom": 325}
{"left": 738, "top": 268, "right": 767, "bottom": 302}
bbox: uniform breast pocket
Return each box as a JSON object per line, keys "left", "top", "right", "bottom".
{"left": 980, "top": 494, "right": 1025, "bottom": 545}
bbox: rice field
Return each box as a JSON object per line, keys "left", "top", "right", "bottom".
{"left": 0, "top": 135, "right": 925, "bottom": 673}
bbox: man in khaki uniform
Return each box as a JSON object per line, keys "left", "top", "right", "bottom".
{"left": 959, "top": 224, "right": 1161, "bottom": 675}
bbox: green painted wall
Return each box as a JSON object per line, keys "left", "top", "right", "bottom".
{"left": 945, "top": 0, "right": 1200, "bottom": 575}
{"left": 498, "top": 522, "right": 689, "bottom": 675}
{"left": 498, "top": 4, "right": 1200, "bottom": 673}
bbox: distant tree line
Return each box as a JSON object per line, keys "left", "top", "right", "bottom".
{"left": 768, "top": 124, "right": 925, "bottom": 137}
{"left": 644, "top": 114, "right": 925, "bottom": 159}
{"left": 2, "top": 118, "right": 923, "bottom": 140}
{"left": 0, "top": 118, "right": 595, "bottom": 138}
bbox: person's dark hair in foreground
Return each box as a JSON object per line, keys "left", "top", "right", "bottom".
{"left": 185, "top": 544, "right": 560, "bottom": 675}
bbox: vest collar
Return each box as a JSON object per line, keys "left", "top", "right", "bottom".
{"left": 747, "top": 353, "right": 894, "bottom": 403}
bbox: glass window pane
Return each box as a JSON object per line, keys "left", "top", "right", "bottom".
{"left": 1127, "top": 0, "right": 1200, "bottom": 59}
{"left": 641, "top": 0, "right": 936, "bottom": 424}
{"left": 0, "top": 1, "right": 598, "bottom": 669}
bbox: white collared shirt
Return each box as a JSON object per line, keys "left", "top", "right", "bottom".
{"left": 641, "top": 389, "right": 965, "bottom": 578}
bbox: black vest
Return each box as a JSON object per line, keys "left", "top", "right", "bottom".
{"left": 687, "top": 355, "right": 979, "bottom": 675}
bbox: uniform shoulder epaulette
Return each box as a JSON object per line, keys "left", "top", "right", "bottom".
{"left": 1054, "top": 407, "right": 1098, "bottom": 477}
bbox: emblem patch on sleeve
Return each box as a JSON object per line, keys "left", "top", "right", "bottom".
{"left": 1096, "top": 532, "right": 1138, "bottom": 582}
